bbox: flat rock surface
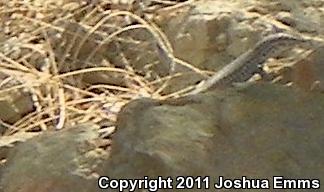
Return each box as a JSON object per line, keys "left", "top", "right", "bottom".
{"left": 1, "top": 0, "right": 324, "bottom": 191}
{"left": 102, "top": 84, "right": 324, "bottom": 191}
{"left": 0, "top": 123, "right": 109, "bottom": 192}
{"left": 158, "top": 0, "right": 324, "bottom": 93}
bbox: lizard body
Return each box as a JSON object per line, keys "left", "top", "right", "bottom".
{"left": 189, "top": 33, "right": 310, "bottom": 95}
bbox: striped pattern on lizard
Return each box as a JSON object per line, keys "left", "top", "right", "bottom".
{"left": 189, "top": 33, "right": 311, "bottom": 95}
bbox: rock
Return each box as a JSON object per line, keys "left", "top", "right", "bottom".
{"left": 2, "top": 0, "right": 324, "bottom": 191}
{"left": 102, "top": 84, "right": 324, "bottom": 191}
{"left": 279, "top": 45, "right": 324, "bottom": 91}
{"left": 294, "top": 7, "right": 320, "bottom": 33}
{"left": 275, "top": 11, "right": 296, "bottom": 27}
{"left": 50, "top": 21, "right": 171, "bottom": 85}
{"left": 155, "top": 0, "right": 318, "bottom": 94}
{"left": 159, "top": 0, "right": 268, "bottom": 71}
{"left": 0, "top": 91, "right": 34, "bottom": 126}
{"left": 0, "top": 123, "right": 109, "bottom": 192}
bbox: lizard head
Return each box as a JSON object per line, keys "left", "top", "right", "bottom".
{"left": 254, "top": 33, "right": 315, "bottom": 58}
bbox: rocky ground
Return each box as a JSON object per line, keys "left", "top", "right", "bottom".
{"left": 0, "top": 0, "right": 324, "bottom": 191}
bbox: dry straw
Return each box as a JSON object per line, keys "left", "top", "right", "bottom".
{"left": 0, "top": 0, "right": 203, "bottom": 135}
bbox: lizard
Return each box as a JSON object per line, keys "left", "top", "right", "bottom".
{"left": 188, "top": 33, "right": 314, "bottom": 95}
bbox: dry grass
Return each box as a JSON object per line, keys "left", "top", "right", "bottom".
{"left": 0, "top": 0, "right": 206, "bottom": 137}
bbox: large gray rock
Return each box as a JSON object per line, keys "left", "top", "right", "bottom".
{"left": 0, "top": 123, "right": 109, "bottom": 192}
{"left": 156, "top": 0, "right": 321, "bottom": 93}
{"left": 290, "top": 45, "right": 324, "bottom": 91}
{"left": 102, "top": 84, "right": 324, "bottom": 191}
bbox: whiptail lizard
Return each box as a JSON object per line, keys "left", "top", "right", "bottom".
{"left": 189, "top": 33, "right": 313, "bottom": 95}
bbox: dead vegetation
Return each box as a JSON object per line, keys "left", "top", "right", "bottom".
{"left": 0, "top": 0, "right": 204, "bottom": 137}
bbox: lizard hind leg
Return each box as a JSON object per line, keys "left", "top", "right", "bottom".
{"left": 232, "top": 66, "right": 268, "bottom": 89}
{"left": 257, "top": 65, "right": 274, "bottom": 82}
